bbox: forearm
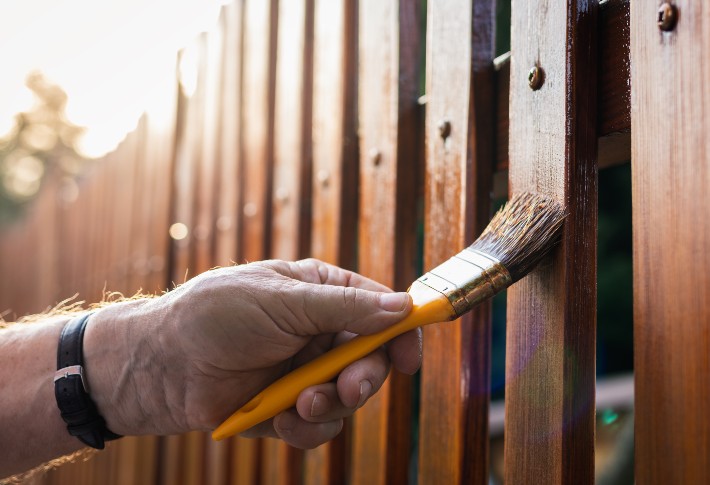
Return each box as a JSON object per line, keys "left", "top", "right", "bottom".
{"left": 0, "top": 316, "right": 81, "bottom": 478}
{"left": 0, "top": 298, "right": 170, "bottom": 479}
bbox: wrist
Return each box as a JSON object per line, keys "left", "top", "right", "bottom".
{"left": 83, "top": 298, "right": 175, "bottom": 435}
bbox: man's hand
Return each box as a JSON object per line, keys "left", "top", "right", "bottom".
{"left": 85, "top": 259, "right": 421, "bottom": 449}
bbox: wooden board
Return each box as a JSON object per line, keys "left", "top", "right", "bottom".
{"left": 214, "top": 0, "right": 244, "bottom": 268}
{"left": 495, "top": 0, "right": 630, "bottom": 172}
{"left": 631, "top": 1, "right": 710, "bottom": 482}
{"left": 239, "top": 0, "right": 277, "bottom": 265}
{"left": 418, "top": 1, "right": 495, "bottom": 483}
{"left": 351, "top": 0, "right": 422, "bottom": 484}
{"left": 504, "top": 0, "right": 598, "bottom": 483}
{"left": 303, "top": 0, "right": 358, "bottom": 483}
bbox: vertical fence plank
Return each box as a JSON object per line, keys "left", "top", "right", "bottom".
{"left": 193, "top": 24, "right": 224, "bottom": 276}
{"left": 631, "top": 2, "right": 710, "bottom": 483}
{"left": 262, "top": 0, "right": 314, "bottom": 483}
{"left": 270, "top": 0, "right": 313, "bottom": 263}
{"left": 304, "top": 0, "right": 358, "bottom": 483}
{"left": 504, "top": 0, "right": 597, "bottom": 483}
{"left": 239, "top": 0, "right": 277, "bottom": 264}
{"left": 214, "top": 0, "right": 243, "bottom": 268}
{"left": 418, "top": 0, "right": 495, "bottom": 483}
{"left": 352, "top": 0, "right": 422, "bottom": 484}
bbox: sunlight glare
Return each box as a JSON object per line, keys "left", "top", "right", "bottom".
{"left": 0, "top": 0, "right": 224, "bottom": 158}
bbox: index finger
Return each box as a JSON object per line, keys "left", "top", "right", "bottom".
{"left": 259, "top": 258, "right": 394, "bottom": 293}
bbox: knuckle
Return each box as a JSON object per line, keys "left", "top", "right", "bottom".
{"left": 341, "top": 286, "right": 358, "bottom": 313}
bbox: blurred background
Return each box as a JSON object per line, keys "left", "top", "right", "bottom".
{"left": 0, "top": 0, "right": 226, "bottom": 223}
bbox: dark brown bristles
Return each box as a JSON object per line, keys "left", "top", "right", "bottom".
{"left": 470, "top": 192, "right": 566, "bottom": 282}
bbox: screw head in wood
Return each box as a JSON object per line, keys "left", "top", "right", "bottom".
{"left": 528, "top": 66, "right": 544, "bottom": 90}
{"left": 438, "top": 120, "right": 451, "bottom": 139}
{"left": 369, "top": 148, "right": 382, "bottom": 166}
{"left": 658, "top": 3, "right": 678, "bottom": 32}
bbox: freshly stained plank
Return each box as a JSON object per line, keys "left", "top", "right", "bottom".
{"left": 239, "top": 0, "right": 277, "bottom": 264}
{"left": 495, "top": 0, "right": 630, "bottom": 171}
{"left": 214, "top": 0, "right": 244, "bottom": 268}
{"left": 504, "top": 0, "right": 597, "bottom": 483}
{"left": 143, "top": 56, "right": 179, "bottom": 296}
{"left": 304, "top": 0, "right": 358, "bottom": 483}
{"left": 631, "top": 2, "right": 710, "bottom": 483}
{"left": 269, "top": 0, "right": 313, "bottom": 263}
{"left": 127, "top": 115, "right": 150, "bottom": 296}
{"left": 351, "top": 1, "right": 422, "bottom": 484}
{"left": 262, "top": 0, "right": 313, "bottom": 482}
{"left": 418, "top": 1, "right": 496, "bottom": 484}
{"left": 193, "top": 24, "right": 224, "bottom": 274}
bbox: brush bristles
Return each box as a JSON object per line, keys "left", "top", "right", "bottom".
{"left": 470, "top": 192, "right": 566, "bottom": 282}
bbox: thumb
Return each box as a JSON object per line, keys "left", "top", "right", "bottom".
{"left": 294, "top": 284, "right": 412, "bottom": 336}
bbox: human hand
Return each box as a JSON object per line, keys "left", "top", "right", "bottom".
{"left": 84, "top": 259, "right": 420, "bottom": 449}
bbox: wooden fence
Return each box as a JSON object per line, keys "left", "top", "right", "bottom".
{"left": 1, "top": 0, "right": 708, "bottom": 483}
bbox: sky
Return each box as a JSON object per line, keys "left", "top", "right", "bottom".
{"left": 0, "top": 0, "right": 226, "bottom": 158}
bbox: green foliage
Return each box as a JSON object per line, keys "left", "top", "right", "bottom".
{"left": 0, "top": 72, "right": 88, "bottom": 226}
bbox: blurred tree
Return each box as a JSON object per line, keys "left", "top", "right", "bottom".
{"left": 0, "top": 71, "right": 88, "bottom": 225}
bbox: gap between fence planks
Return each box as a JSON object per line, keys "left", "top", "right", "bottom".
{"left": 504, "top": 0, "right": 597, "bottom": 483}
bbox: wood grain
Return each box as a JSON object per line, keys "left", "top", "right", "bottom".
{"left": 631, "top": 1, "right": 710, "bottom": 482}
{"left": 239, "top": 0, "right": 277, "bottom": 265}
{"left": 504, "top": 0, "right": 597, "bottom": 483}
{"left": 351, "top": 0, "right": 422, "bottom": 484}
{"left": 495, "top": 0, "right": 630, "bottom": 171}
{"left": 304, "top": 0, "right": 358, "bottom": 483}
{"left": 418, "top": 0, "right": 495, "bottom": 483}
{"left": 214, "top": 0, "right": 244, "bottom": 268}
{"left": 270, "top": 0, "right": 313, "bottom": 263}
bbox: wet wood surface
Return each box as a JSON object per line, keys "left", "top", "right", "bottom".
{"left": 631, "top": 1, "right": 710, "bottom": 482}
{"left": 495, "top": 0, "right": 630, "bottom": 171}
{"left": 504, "top": 0, "right": 598, "bottom": 483}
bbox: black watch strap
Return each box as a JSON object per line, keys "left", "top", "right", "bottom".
{"left": 54, "top": 313, "right": 122, "bottom": 449}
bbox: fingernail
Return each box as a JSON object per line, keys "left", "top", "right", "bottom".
{"left": 379, "top": 292, "right": 409, "bottom": 312}
{"left": 275, "top": 413, "right": 295, "bottom": 436}
{"left": 358, "top": 380, "right": 372, "bottom": 407}
{"left": 310, "top": 392, "right": 330, "bottom": 417}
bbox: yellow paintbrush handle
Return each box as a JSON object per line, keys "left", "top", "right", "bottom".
{"left": 211, "top": 281, "right": 455, "bottom": 441}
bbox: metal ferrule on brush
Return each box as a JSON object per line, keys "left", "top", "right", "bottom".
{"left": 415, "top": 248, "right": 512, "bottom": 317}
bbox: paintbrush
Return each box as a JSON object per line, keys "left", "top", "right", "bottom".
{"left": 212, "top": 192, "right": 566, "bottom": 441}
